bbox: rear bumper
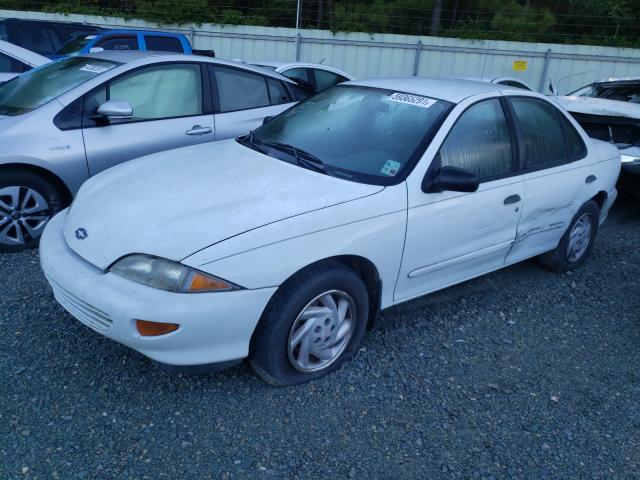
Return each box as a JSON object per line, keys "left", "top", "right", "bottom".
{"left": 40, "top": 210, "right": 277, "bottom": 367}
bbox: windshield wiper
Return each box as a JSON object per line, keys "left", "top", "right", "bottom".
{"left": 263, "top": 142, "right": 327, "bottom": 173}
{"left": 240, "top": 129, "right": 267, "bottom": 154}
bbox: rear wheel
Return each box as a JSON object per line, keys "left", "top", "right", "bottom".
{"left": 0, "top": 171, "right": 62, "bottom": 252}
{"left": 537, "top": 200, "right": 600, "bottom": 272}
{"left": 250, "top": 261, "right": 369, "bottom": 386}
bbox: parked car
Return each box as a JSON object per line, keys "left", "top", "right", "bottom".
{"left": 40, "top": 78, "right": 620, "bottom": 385}
{"left": 252, "top": 61, "right": 354, "bottom": 92}
{"left": 51, "top": 29, "right": 215, "bottom": 60}
{"left": 0, "top": 18, "right": 102, "bottom": 56}
{"left": 553, "top": 77, "right": 640, "bottom": 194}
{"left": 0, "top": 51, "right": 311, "bottom": 251}
{"left": 0, "top": 40, "right": 50, "bottom": 84}
{"left": 452, "top": 76, "right": 534, "bottom": 91}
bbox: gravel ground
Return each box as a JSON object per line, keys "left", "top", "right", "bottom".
{"left": 2, "top": 198, "right": 639, "bottom": 480}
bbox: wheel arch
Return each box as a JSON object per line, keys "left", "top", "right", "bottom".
{"left": 250, "top": 254, "right": 383, "bottom": 352}
{"left": 0, "top": 163, "right": 73, "bottom": 207}
{"left": 591, "top": 190, "right": 607, "bottom": 210}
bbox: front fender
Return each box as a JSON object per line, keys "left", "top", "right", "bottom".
{"left": 182, "top": 185, "right": 408, "bottom": 309}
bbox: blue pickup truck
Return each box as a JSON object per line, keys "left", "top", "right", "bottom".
{"left": 50, "top": 29, "right": 214, "bottom": 59}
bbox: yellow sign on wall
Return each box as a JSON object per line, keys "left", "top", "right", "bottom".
{"left": 512, "top": 60, "right": 528, "bottom": 72}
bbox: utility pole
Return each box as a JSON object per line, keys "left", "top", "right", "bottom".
{"left": 430, "top": 0, "right": 443, "bottom": 36}
{"left": 296, "top": 0, "right": 302, "bottom": 29}
{"left": 295, "top": 0, "right": 302, "bottom": 61}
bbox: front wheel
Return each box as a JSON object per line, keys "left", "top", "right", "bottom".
{"left": 250, "top": 261, "right": 369, "bottom": 386}
{"left": 537, "top": 200, "right": 600, "bottom": 272}
{"left": 0, "top": 171, "right": 63, "bottom": 252}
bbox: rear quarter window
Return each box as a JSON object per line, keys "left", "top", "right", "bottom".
{"left": 559, "top": 114, "right": 587, "bottom": 161}
{"left": 145, "top": 35, "right": 184, "bottom": 53}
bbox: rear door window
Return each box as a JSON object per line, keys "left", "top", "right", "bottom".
{"left": 213, "top": 66, "right": 270, "bottom": 112}
{"left": 509, "top": 97, "right": 567, "bottom": 169}
{"left": 267, "top": 78, "right": 292, "bottom": 105}
{"left": 282, "top": 67, "right": 309, "bottom": 83}
{"left": 145, "top": 35, "right": 184, "bottom": 53}
{"left": 313, "top": 69, "right": 348, "bottom": 91}
{"left": 96, "top": 35, "right": 139, "bottom": 51}
{"left": 559, "top": 114, "right": 587, "bottom": 161}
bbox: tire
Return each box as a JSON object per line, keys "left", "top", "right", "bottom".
{"left": 0, "top": 170, "right": 63, "bottom": 253}
{"left": 537, "top": 200, "right": 600, "bottom": 273}
{"left": 249, "top": 260, "right": 369, "bottom": 386}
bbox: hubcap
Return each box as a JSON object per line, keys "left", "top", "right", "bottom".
{"left": 287, "top": 290, "right": 356, "bottom": 373}
{"left": 0, "top": 186, "right": 51, "bottom": 246}
{"left": 566, "top": 213, "right": 593, "bottom": 263}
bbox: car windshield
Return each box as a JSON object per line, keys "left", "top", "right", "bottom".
{"left": 56, "top": 35, "right": 95, "bottom": 56}
{"left": 246, "top": 86, "right": 452, "bottom": 185}
{"left": 570, "top": 81, "right": 640, "bottom": 103}
{"left": 0, "top": 57, "right": 119, "bottom": 116}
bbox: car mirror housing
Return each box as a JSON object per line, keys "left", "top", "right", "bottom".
{"left": 97, "top": 100, "right": 133, "bottom": 120}
{"left": 423, "top": 166, "right": 479, "bottom": 193}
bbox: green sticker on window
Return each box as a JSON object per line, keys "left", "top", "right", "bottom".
{"left": 381, "top": 160, "right": 401, "bottom": 176}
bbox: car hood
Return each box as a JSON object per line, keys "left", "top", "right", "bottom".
{"left": 63, "top": 140, "right": 383, "bottom": 270}
{"left": 554, "top": 95, "right": 640, "bottom": 120}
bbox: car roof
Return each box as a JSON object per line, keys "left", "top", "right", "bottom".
{"left": 0, "top": 40, "right": 50, "bottom": 66}
{"left": 252, "top": 61, "right": 354, "bottom": 78}
{"left": 77, "top": 51, "right": 299, "bottom": 83}
{"left": 90, "top": 29, "right": 186, "bottom": 37}
{"left": 348, "top": 77, "right": 506, "bottom": 103}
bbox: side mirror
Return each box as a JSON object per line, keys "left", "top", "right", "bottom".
{"left": 96, "top": 100, "right": 133, "bottom": 120}
{"left": 424, "top": 166, "right": 479, "bottom": 193}
{"left": 548, "top": 79, "right": 558, "bottom": 96}
{"left": 262, "top": 116, "right": 274, "bottom": 125}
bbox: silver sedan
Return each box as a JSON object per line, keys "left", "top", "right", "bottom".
{"left": 0, "top": 51, "right": 311, "bottom": 251}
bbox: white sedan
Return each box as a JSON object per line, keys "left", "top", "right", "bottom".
{"left": 40, "top": 78, "right": 620, "bottom": 385}
{"left": 0, "top": 40, "right": 50, "bottom": 84}
{"left": 252, "top": 61, "right": 354, "bottom": 92}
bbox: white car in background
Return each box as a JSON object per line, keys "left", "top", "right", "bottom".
{"left": 451, "top": 76, "right": 534, "bottom": 91}
{"left": 553, "top": 77, "right": 640, "bottom": 193}
{"left": 252, "top": 61, "right": 354, "bottom": 92}
{"left": 0, "top": 40, "right": 50, "bottom": 84}
{"left": 41, "top": 78, "right": 619, "bottom": 385}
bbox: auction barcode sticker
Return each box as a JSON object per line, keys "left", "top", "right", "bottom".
{"left": 388, "top": 92, "right": 436, "bottom": 108}
{"left": 80, "top": 64, "right": 115, "bottom": 74}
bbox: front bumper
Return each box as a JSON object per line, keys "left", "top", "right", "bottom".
{"left": 39, "top": 210, "right": 277, "bottom": 367}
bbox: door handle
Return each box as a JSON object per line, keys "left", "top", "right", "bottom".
{"left": 185, "top": 125, "right": 213, "bottom": 136}
{"left": 585, "top": 175, "right": 597, "bottom": 184}
{"left": 504, "top": 194, "right": 521, "bottom": 205}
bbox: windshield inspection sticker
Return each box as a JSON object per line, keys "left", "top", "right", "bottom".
{"left": 381, "top": 160, "right": 401, "bottom": 177}
{"left": 80, "top": 64, "right": 114, "bottom": 74}
{"left": 388, "top": 92, "right": 436, "bottom": 109}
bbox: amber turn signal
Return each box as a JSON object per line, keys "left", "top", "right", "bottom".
{"left": 136, "top": 319, "right": 180, "bottom": 337}
{"left": 187, "top": 272, "right": 233, "bottom": 292}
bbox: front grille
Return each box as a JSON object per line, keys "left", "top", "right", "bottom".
{"left": 47, "top": 277, "right": 113, "bottom": 332}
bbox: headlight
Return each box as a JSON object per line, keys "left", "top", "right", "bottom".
{"left": 109, "top": 254, "right": 241, "bottom": 293}
{"left": 621, "top": 154, "right": 640, "bottom": 164}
